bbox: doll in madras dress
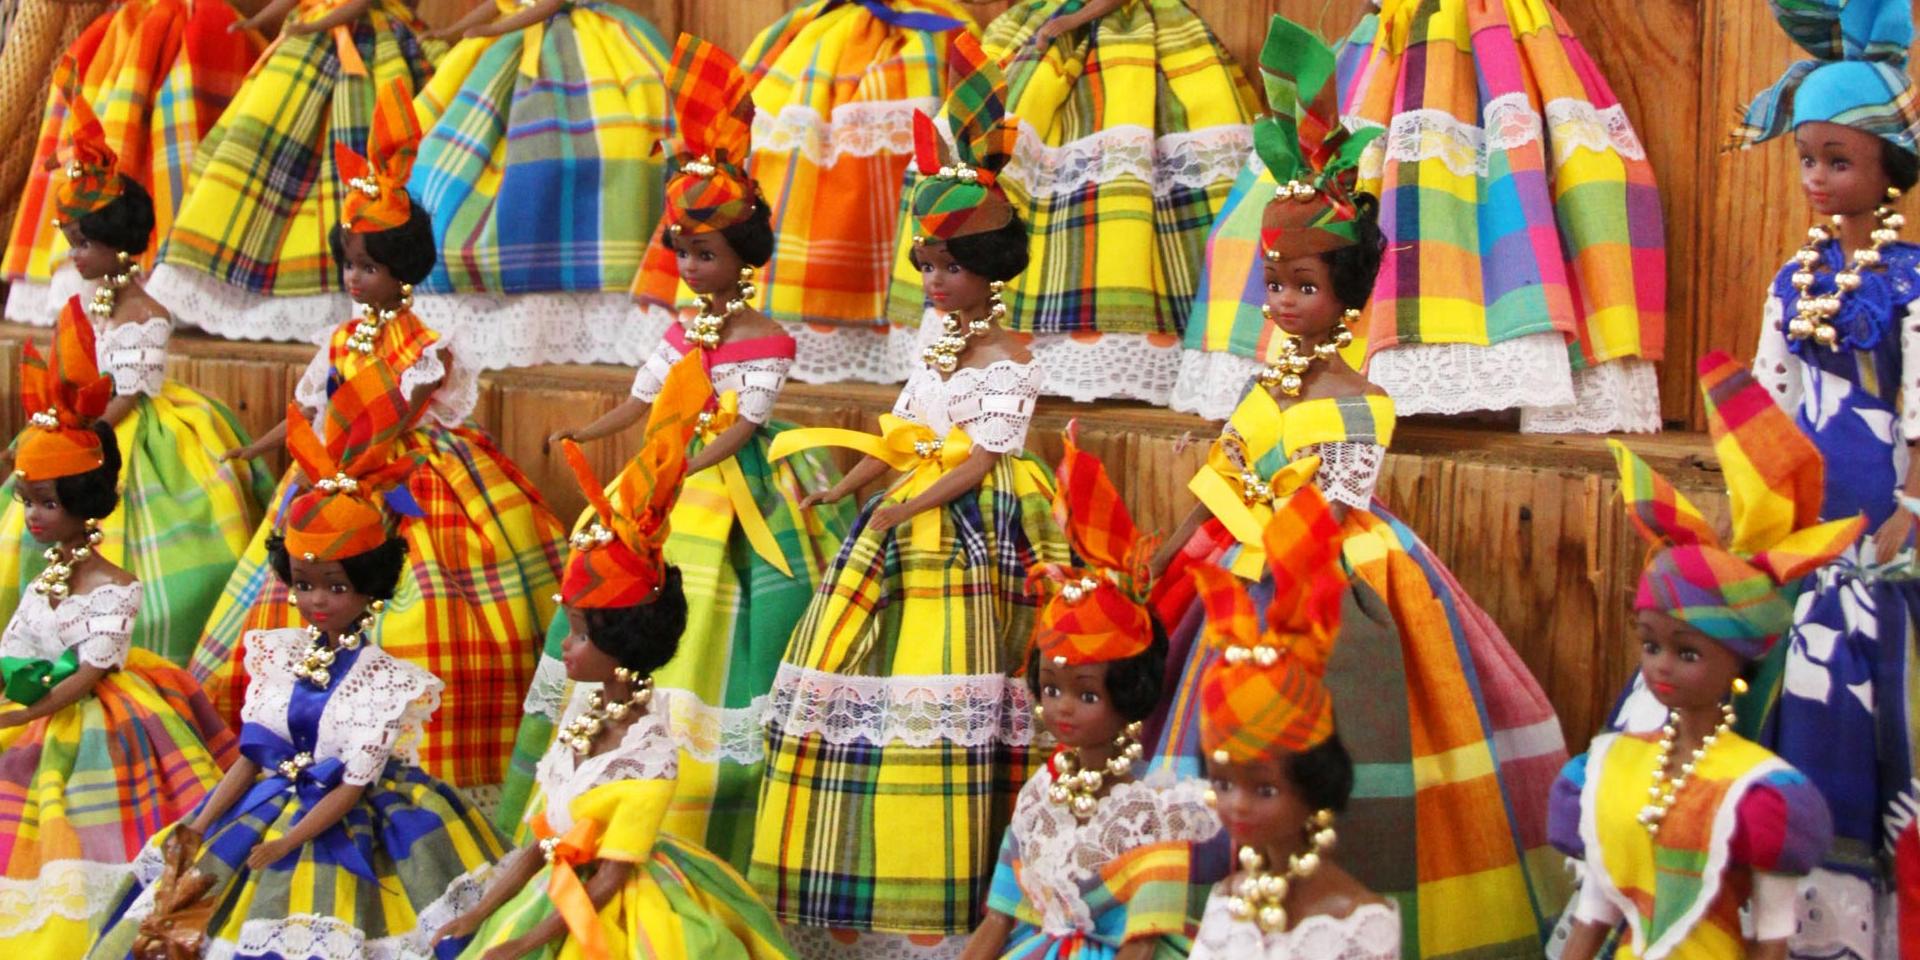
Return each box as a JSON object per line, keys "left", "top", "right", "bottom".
{"left": 960, "top": 432, "right": 1220, "bottom": 960}
{"left": 419, "top": 352, "right": 793, "bottom": 960}
{"left": 1552, "top": 352, "right": 1848, "bottom": 960}
{"left": 0, "top": 305, "right": 234, "bottom": 954}
{"left": 88, "top": 362, "right": 506, "bottom": 959}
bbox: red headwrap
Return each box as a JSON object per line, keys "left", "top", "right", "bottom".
{"left": 1028, "top": 425, "right": 1156, "bottom": 666}
{"left": 334, "top": 78, "right": 422, "bottom": 233}
{"left": 280, "top": 360, "right": 419, "bottom": 561}
{"left": 16, "top": 298, "right": 113, "bottom": 481}
{"left": 47, "top": 61, "right": 123, "bottom": 226}
{"left": 657, "top": 34, "right": 758, "bottom": 237}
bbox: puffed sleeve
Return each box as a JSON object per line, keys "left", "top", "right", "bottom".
{"left": 73, "top": 583, "right": 140, "bottom": 669}
{"left": 335, "top": 652, "right": 444, "bottom": 785}
{"left": 726, "top": 356, "right": 792, "bottom": 425}
{"left": 1547, "top": 754, "right": 1589, "bottom": 861}
{"left": 1752, "top": 294, "right": 1805, "bottom": 417}
{"left": 292, "top": 343, "right": 331, "bottom": 412}
{"left": 628, "top": 339, "right": 682, "bottom": 402}
{"left": 568, "top": 779, "right": 674, "bottom": 863}
{"left": 1728, "top": 768, "right": 1833, "bottom": 878}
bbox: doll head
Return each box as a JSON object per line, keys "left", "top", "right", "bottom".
{"left": 664, "top": 200, "right": 772, "bottom": 296}
{"left": 1794, "top": 121, "right": 1919, "bottom": 217}
{"left": 18, "top": 421, "right": 121, "bottom": 545}
{"left": 561, "top": 565, "right": 688, "bottom": 684}
{"left": 1026, "top": 620, "right": 1168, "bottom": 750}
{"left": 1635, "top": 608, "right": 1752, "bottom": 713}
{"left": 62, "top": 176, "right": 155, "bottom": 279}
{"left": 1262, "top": 193, "right": 1383, "bottom": 341}
{"left": 656, "top": 34, "right": 768, "bottom": 301}
{"left": 15, "top": 302, "right": 117, "bottom": 543}
{"left": 1204, "top": 733, "right": 1353, "bottom": 853}
{"left": 329, "top": 205, "right": 435, "bottom": 307}
{"left": 910, "top": 216, "right": 1028, "bottom": 316}
{"left": 328, "top": 78, "right": 431, "bottom": 307}
{"left": 268, "top": 533, "right": 408, "bottom": 631}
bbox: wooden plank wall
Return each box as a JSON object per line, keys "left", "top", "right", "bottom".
{"left": 396, "top": 0, "right": 1896, "bottom": 430}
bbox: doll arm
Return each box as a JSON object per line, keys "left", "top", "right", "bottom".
{"left": 233, "top": 0, "right": 299, "bottom": 34}
{"left": 287, "top": 0, "right": 369, "bottom": 36}
{"left": 1034, "top": 0, "right": 1121, "bottom": 43}
{"left": 226, "top": 417, "right": 291, "bottom": 462}
{"left": 956, "top": 912, "right": 1016, "bottom": 960}
{"left": 804, "top": 455, "right": 895, "bottom": 508}
{"left": 189, "top": 757, "right": 262, "bottom": 834}
{"left": 432, "top": 844, "right": 545, "bottom": 945}
{"left": 481, "top": 859, "right": 635, "bottom": 960}
{"left": 869, "top": 447, "right": 1000, "bottom": 532}
{"left": 550, "top": 397, "right": 649, "bottom": 449}
{"left": 0, "top": 662, "right": 107, "bottom": 727}
{"left": 1151, "top": 502, "right": 1208, "bottom": 579}
{"left": 428, "top": 0, "right": 499, "bottom": 39}
{"left": 468, "top": 0, "right": 561, "bottom": 38}
{"left": 245, "top": 780, "right": 369, "bottom": 870}
{"left": 684, "top": 417, "right": 758, "bottom": 476}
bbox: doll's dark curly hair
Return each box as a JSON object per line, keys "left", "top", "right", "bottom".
{"left": 910, "top": 214, "right": 1031, "bottom": 285}
{"left": 266, "top": 533, "right": 410, "bottom": 601}
{"left": 1322, "top": 193, "right": 1385, "bottom": 310}
{"left": 329, "top": 200, "right": 438, "bottom": 286}
{"left": 50, "top": 422, "right": 122, "bottom": 520}
{"left": 580, "top": 565, "right": 688, "bottom": 676}
{"left": 74, "top": 176, "right": 155, "bottom": 256}
{"left": 1286, "top": 731, "right": 1356, "bottom": 814}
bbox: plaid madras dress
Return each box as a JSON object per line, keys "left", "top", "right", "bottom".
{"left": 149, "top": 0, "right": 439, "bottom": 343}
{"left": 88, "top": 629, "right": 507, "bottom": 960}
{"left": 496, "top": 327, "right": 852, "bottom": 866}
{"left": 1151, "top": 390, "right": 1569, "bottom": 959}
{"left": 0, "top": 0, "right": 113, "bottom": 241}
{"left": 750, "top": 358, "right": 1070, "bottom": 942}
{"left": 1341, "top": 0, "right": 1666, "bottom": 432}
{"left": 0, "top": 317, "right": 273, "bottom": 666}
{"left": 191, "top": 311, "right": 565, "bottom": 792}
{"left": 406, "top": 0, "right": 673, "bottom": 368}
{"left": 885, "top": 0, "right": 1256, "bottom": 403}
{"left": 0, "top": 582, "right": 234, "bottom": 953}
{"left": 1, "top": 0, "right": 258, "bottom": 302}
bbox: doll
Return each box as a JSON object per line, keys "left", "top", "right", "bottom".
{"left": 0, "top": 305, "right": 235, "bottom": 952}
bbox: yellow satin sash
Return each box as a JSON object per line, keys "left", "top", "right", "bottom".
{"left": 769, "top": 414, "right": 973, "bottom": 552}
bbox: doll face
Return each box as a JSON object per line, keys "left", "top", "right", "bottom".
{"left": 338, "top": 232, "right": 406, "bottom": 308}
{"left": 1263, "top": 255, "right": 1345, "bottom": 339}
{"left": 561, "top": 606, "right": 622, "bottom": 684}
{"left": 1035, "top": 660, "right": 1128, "bottom": 750}
{"left": 1796, "top": 121, "right": 1895, "bottom": 218}
{"left": 670, "top": 229, "right": 747, "bottom": 297}
{"left": 1636, "top": 608, "right": 1745, "bottom": 711}
{"left": 61, "top": 223, "right": 123, "bottom": 282}
{"left": 15, "top": 479, "right": 83, "bottom": 545}
{"left": 1206, "top": 754, "right": 1313, "bottom": 855}
{"left": 286, "top": 555, "right": 374, "bottom": 636}
{"left": 915, "top": 244, "right": 993, "bottom": 316}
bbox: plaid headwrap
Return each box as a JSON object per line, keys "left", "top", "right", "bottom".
{"left": 659, "top": 34, "right": 758, "bottom": 236}
{"left": 560, "top": 351, "right": 711, "bottom": 609}
{"left": 1730, "top": 0, "right": 1920, "bottom": 152}
{"left": 15, "top": 297, "right": 113, "bottom": 482}
{"left": 1609, "top": 351, "right": 1865, "bottom": 659}
{"left": 1196, "top": 485, "right": 1348, "bottom": 765}
{"left": 908, "top": 31, "right": 1019, "bottom": 243}
{"left": 1254, "top": 15, "right": 1382, "bottom": 261}
{"left": 280, "top": 360, "right": 420, "bottom": 562}
{"left": 47, "top": 59, "right": 124, "bottom": 226}
{"left": 1027, "top": 425, "right": 1156, "bottom": 667}
{"left": 334, "top": 78, "right": 422, "bottom": 233}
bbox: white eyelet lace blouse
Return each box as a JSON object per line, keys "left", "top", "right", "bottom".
{"left": 0, "top": 581, "right": 142, "bottom": 670}
{"left": 238, "top": 628, "right": 443, "bottom": 786}
{"left": 891, "top": 359, "right": 1046, "bottom": 454}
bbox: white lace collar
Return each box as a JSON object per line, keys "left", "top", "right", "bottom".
{"left": 533, "top": 695, "right": 678, "bottom": 834}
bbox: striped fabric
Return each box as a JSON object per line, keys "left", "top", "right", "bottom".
{"left": 2, "top": 0, "right": 258, "bottom": 284}
{"left": 1731, "top": 0, "right": 1920, "bottom": 151}
{"left": 1347, "top": 0, "right": 1665, "bottom": 368}
{"left": 157, "top": 0, "right": 437, "bottom": 298}
{"left": 749, "top": 453, "right": 1069, "bottom": 936}
{"left": 986, "top": 814, "right": 1208, "bottom": 958}
{"left": 745, "top": 0, "right": 972, "bottom": 330}
{"left": 0, "top": 0, "right": 114, "bottom": 239}
{"left": 1151, "top": 391, "right": 1568, "bottom": 959}
{"left": 0, "top": 647, "right": 233, "bottom": 952}
{"left": 411, "top": 0, "right": 671, "bottom": 296}
{"left": 0, "top": 381, "right": 274, "bottom": 666}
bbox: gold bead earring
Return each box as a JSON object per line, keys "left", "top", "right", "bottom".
{"left": 369, "top": 598, "right": 385, "bottom": 614}
{"left": 1731, "top": 676, "right": 1749, "bottom": 696}
{"left": 1890, "top": 186, "right": 1905, "bottom": 201}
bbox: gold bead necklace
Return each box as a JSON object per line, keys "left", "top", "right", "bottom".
{"left": 1222, "top": 811, "right": 1339, "bottom": 934}
{"left": 348, "top": 285, "right": 413, "bottom": 355}
{"left": 31, "top": 520, "right": 103, "bottom": 601}
{"left": 88, "top": 263, "right": 140, "bottom": 322}
{"left": 923, "top": 282, "right": 1007, "bottom": 374}
{"left": 1787, "top": 193, "right": 1904, "bottom": 349}
{"left": 1044, "top": 721, "right": 1145, "bottom": 819}
{"left": 1635, "top": 701, "right": 1735, "bottom": 836}
{"left": 1256, "top": 308, "right": 1357, "bottom": 396}
{"left": 560, "top": 673, "right": 654, "bottom": 756}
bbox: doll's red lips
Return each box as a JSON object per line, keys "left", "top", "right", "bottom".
{"left": 1651, "top": 681, "right": 1674, "bottom": 695}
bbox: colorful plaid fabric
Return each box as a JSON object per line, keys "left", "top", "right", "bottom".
{"left": 887, "top": 0, "right": 1256, "bottom": 338}
{"left": 1609, "top": 352, "right": 1863, "bottom": 656}
{"left": 0, "top": 0, "right": 112, "bottom": 247}
{"left": 1731, "top": 0, "right": 1920, "bottom": 151}
{"left": 750, "top": 452, "right": 1069, "bottom": 935}
{"left": 905, "top": 31, "right": 1018, "bottom": 242}
{"left": 1029, "top": 427, "right": 1154, "bottom": 667}
{"left": 0, "top": 648, "right": 232, "bottom": 952}
{"left": 742, "top": 0, "right": 971, "bottom": 328}
{"left": 1252, "top": 15, "right": 1381, "bottom": 260}
{"left": 1550, "top": 733, "right": 1832, "bottom": 957}
{"left": 158, "top": 0, "right": 437, "bottom": 297}
{"left": 280, "top": 361, "right": 418, "bottom": 563}
{"left": 410, "top": 0, "right": 670, "bottom": 295}
{"left": 47, "top": 64, "right": 125, "bottom": 224}
{"left": 658, "top": 33, "right": 756, "bottom": 235}
{"left": 335, "top": 76, "right": 420, "bottom": 232}
{"left": 16, "top": 298, "right": 112, "bottom": 481}
{"left": 2, "top": 0, "right": 258, "bottom": 284}
{"left": 1349, "top": 0, "right": 1665, "bottom": 368}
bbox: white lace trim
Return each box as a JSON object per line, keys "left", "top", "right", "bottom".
{"left": 401, "top": 860, "right": 493, "bottom": 959}
{"left": 0, "top": 581, "right": 142, "bottom": 670}
{"left": 533, "top": 700, "right": 678, "bottom": 834}
{"left": 782, "top": 321, "right": 923, "bottom": 385}
{"left": 1365, "top": 332, "right": 1577, "bottom": 416}
{"left": 1169, "top": 349, "right": 1267, "bottom": 420}
{"left": 891, "top": 359, "right": 1044, "bottom": 454}
{"left": 659, "top": 687, "right": 770, "bottom": 765}
{"left": 751, "top": 99, "right": 939, "bottom": 168}
{"left": 765, "top": 661, "right": 1034, "bottom": 749}
{"left": 629, "top": 331, "right": 792, "bottom": 425}
{"left": 1189, "top": 892, "right": 1400, "bottom": 960}
{"left": 239, "top": 628, "right": 444, "bottom": 785}
{"left": 99, "top": 316, "right": 172, "bottom": 397}
{"left": 995, "top": 122, "right": 1252, "bottom": 199}
{"left": 1024, "top": 328, "right": 1181, "bottom": 404}
{"left": 1, "top": 265, "right": 90, "bottom": 325}
{"left": 783, "top": 925, "right": 965, "bottom": 960}
{"left": 1296, "top": 442, "right": 1385, "bottom": 511}
{"left": 1753, "top": 296, "right": 1803, "bottom": 417}
{"left": 1519, "top": 357, "right": 1662, "bottom": 434}
{"left": 519, "top": 653, "right": 571, "bottom": 722}
{"left": 1378, "top": 92, "right": 1645, "bottom": 178}
{"left": 0, "top": 858, "right": 137, "bottom": 938}
{"left": 147, "top": 264, "right": 341, "bottom": 344}
{"left": 410, "top": 291, "right": 671, "bottom": 369}
{"left": 206, "top": 912, "right": 422, "bottom": 960}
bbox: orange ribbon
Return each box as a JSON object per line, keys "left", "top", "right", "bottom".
{"left": 291, "top": 0, "right": 368, "bottom": 76}
{"left": 531, "top": 816, "right": 609, "bottom": 960}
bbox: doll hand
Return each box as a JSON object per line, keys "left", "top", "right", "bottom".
{"left": 1032, "top": 17, "right": 1071, "bottom": 46}
{"left": 281, "top": 18, "right": 320, "bottom": 35}
{"left": 798, "top": 487, "right": 843, "bottom": 511}
{"left": 431, "top": 910, "right": 484, "bottom": 946}
{"left": 245, "top": 837, "right": 296, "bottom": 872}
{"left": 867, "top": 503, "right": 912, "bottom": 533}
{"left": 1873, "top": 508, "right": 1914, "bottom": 565}
{"left": 543, "top": 428, "right": 576, "bottom": 454}
{"left": 221, "top": 444, "right": 254, "bottom": 463}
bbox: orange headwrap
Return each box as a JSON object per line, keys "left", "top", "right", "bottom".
{"left": 1196, "top": 485, "right": 1347, "bottom": 765}
{"left": 658, "top": 34, "right": 758, "bottom": 236}
{"left": 16, "top": 297, "right": 113, "bottom": 482}
{"left": 559, "top": 352, "right": 712, "bottom": 609}
{"left": 48, "top": 61, "right": 123, "bottom": 226}
{"left": 280, "top": 360, "right": 419, "bottom": 562}
{"left": 334, "top": 78, "right": 422, "bottom": 233}
{"left": 1028, "top": 425, "right": 1156, "bottom": 666}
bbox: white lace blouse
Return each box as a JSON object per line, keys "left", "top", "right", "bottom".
{"left": 238, "top": 628, "right": 442, "bottom": 786}
{"left": 628, "top": 328, "right": 793, "bottom": 426}
{"left": 293, "top": 327, "right": 479, "bottom": 430}
{"left": 891, "top": 359, "right": 1045, "bottom": 454}
{"left": 1189, "top": 888, "right": 1401, "bottom": 960}
{"left": 529, "top": 693, "right": 678, "bottom": 835}
{"left": 97, "top": 317, "right": 170, "bottom": 398}
{"left": 0, "top": 581, "right": 141, "bottom": 670}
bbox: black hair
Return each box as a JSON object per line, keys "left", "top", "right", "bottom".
{"left": 655, "top": 200, "right": 777, "bottom": 268}
{"left": 51, "top": 421, "right": 122, "bottom": 520}
{"left": 329, "top": 200, "right": 437, "bottom": 285}
{"left": 911, "top": 214, "right": 1031, "bottom": 284}
{"left": 74, "top": 176, "right": 155, "bottom": 256}
{"left": 1286, "top": 731, "right": 1355, "bottom": 814}
{"left": 1320, "top": 193, "right": 1385, "bottom": 310}
{"left": 266, "top": 533, "right": 410, "bottom": 601}
{"left": 580, "top": 565, "right": 687, "bottom": 676}
{"left": 1024, "top": 614, "right": 1171, "bottom": 723}
{"left": 1883, "top": 139, "right": 1920, "bottom": 192}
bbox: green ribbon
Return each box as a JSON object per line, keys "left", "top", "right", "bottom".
{"left": 1, "top": 648, "right": 78, "bottom": 706}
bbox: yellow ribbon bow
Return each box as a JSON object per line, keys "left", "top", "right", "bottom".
{"left": 1188, "top": 439, "right": 1323, "bottom": 580}
{"left": 768, "top": 413, "right": 974, "bottom": 552}
{"left": 695, "top": 390, "right": 793, "bottom": 577}
{"left": 531, "top": 815, "right": 611, "bottom": 960}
